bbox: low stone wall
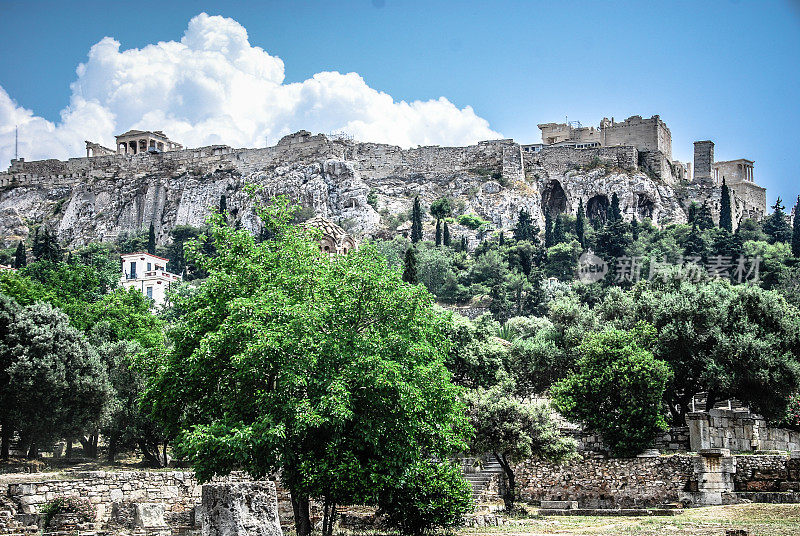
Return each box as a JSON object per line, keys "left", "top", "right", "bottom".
{"left": 734, "top": 455, "right": 800, "bottom": 492}
{"left": 503, "top": 453, "right": 800, "bottom": 509}
{"left": 687, "top": 408, "right": 800, "bottom": 452}
{"left": 510, "top": 455, "right": 696, "bottom": 508}
{"left": 570, "top": 426, "right": 690, "bottom": 455}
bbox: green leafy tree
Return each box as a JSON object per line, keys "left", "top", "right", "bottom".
{"left": 552, "top": 325, "right": 671, "bottom": 457}
{"left": 467, "top": 385, "right": 575, "bottom": 510}
{"left": 576, "top": 199, "right": 586, "bottom": 248}
{"left": 142, "top": 199, "right": 469, "bottom": 536}
{"left": 403, "top": 246, "right": 418, "bottom": 284}
{"left": 720, "top": 179, "right": 733, "bottom": 231}
{"left": 430, "top": 197, "right": 452, "bottom": 221}
{"left": 793, "top": 196, "right": 800, "bottom": 257}
{"left": 164, "top": 225, "right": 206, "bottom": 279}
{"left": 599, "top": 274, "right": 800, "bottom": 422}
{"left": 147, "top": 223, "right": 156, "bottom": 254}
{"left": 683, "top": 222, "right": 708, "bottom": 261}
{"left": 13, "top": 242, "right": 26, "bottom": 269}
{"left": 0, "top": 294, "right": 18, "bottom": 459}
{"left": 593, "top": 214, "right": 631, "bottom": 262}
{"left": 545, "top": 241, "right": 581, "bottom": 281}
{"left": 411, "top": 196, "right": 423, "bottom": 243}
{"left": 4, "top": 303, "right": 111, "bottom": 458}
{"left": 443, "top": 313, "right": 508, "bottom": 389}
{"left": 377, "top": 460, "right": 473, "bottom": 535}
{"left": 763, "top": 197, "right": 793, "bottom": 244}
{"left": 687, "top": 202, "right": 698, "bottom": 225}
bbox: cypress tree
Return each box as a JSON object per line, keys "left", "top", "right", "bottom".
{"left": 219, "top": 194, "right": 227, "bottom": 214}
{"left": 576, "top": 198, "right": 586, "bottom": 248}
{"left": 696, "top": 201, "right": 714, "bottom": 230}
{"left": 460, "top": 236, "right": 468, "bottom": 252}
{"left": 498, "top": 231, "right": 505, "bottom": 246}
{"left": 608, "top": 193, "right": 622, "bottom": 222}
{"left": 687, "top": 202, "right": 698, "bottom": 224}
{"left": 514, "top": 208, "right": 537, "bottom": 242}
{"left": 33, "top": 227, "right": 62, "bottom": 262}
{"left": 147, "top": 223, "right": 156, "bottom": 254}
{"left": 630, "top": 215, "right": 639, "bottom": 241}
{"left": 793, "top": 196, "right": 800, "bottom": 257}
{"left": 719, "top": 179, "right": 733, "bottom": 231}
{"left": 13, "top": 242, "right": 26, "bottom": 269}
{"left": 443, "top": 221, "right": 451, "bottom": 247}
{"left": 435, "top": 219, "right": 442, "bottom": 246}
{"left": 410, "top": 197, "right": 423, "bottom": 243}
{"left": 763, "top": 196, "right": 793, "bottom": 244}
{"left": 553, "top": 214, "right": 566, "bottom": 245}
{"left": 544, "top": 211, "right": 554, "bottom": 247}
{"left": 402, "top": 247, "right": 417, "bottom": 283}
{"left": 683, "top": 222, "right": 707, "bottom": 260}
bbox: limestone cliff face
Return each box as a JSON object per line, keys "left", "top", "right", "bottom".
{"left": 0, "top": 133, "right": 688, "bottom": 249}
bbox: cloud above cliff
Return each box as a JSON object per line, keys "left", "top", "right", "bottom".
{"left": 0, "top": 13, "right": 501, "bottom": 167}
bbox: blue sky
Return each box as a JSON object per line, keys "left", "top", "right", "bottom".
{"left": 1, "top": 0, "right": 799, "bottom": 206}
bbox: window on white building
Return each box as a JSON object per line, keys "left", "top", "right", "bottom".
{"left": 146, "top": 286, "right": 153, "bottom": 299}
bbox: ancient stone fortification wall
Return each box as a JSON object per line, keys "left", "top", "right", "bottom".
{"left": 523, "top": 145, "right": 638, "bottom": 175}
{"left": 0, "top": 132, "right": 694, "bottom": 249}
{"left": 603, "top": 115, "right": 672, "bottom": 160}
{"left": 687, "top": 408, "right": 800, "bottom": 453}
{"left": 730, "top": 180, "right": 767, "bottom": 221}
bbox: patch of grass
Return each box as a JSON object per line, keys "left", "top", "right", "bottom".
{"left": 458, "top": 504, "right": 800, "bottom": 536}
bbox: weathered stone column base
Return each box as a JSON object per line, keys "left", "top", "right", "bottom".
{"left": 201, "top": 482, "right": 282, "bottom": 536}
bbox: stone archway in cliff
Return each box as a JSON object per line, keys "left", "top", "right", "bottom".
{"left": 541, "top": 180, "right": 568, "bottom": 217}
{"left": 586, "top": 194, "right": 610, "bottom": 224}
{"left": 636, "top": 193, "right": 655, "bottom": 220}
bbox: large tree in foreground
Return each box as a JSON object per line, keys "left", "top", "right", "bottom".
{"left": 143, "top": 197, "right": 470, "bottom": 536}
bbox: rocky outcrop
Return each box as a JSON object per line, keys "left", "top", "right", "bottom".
{"left": 0, "top": 134, "right": 689, "bottom": 249}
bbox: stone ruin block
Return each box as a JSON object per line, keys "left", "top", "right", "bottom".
{"left": 201, "top": 482, "right": 282, "bottom": 536}
{"left": 134, "top": 503, "right": 167, "bottom": 528}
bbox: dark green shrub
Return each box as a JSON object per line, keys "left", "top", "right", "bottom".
{"left": 551, "top": 324, "right": 671, "bottom": 457}
{"left": 378, "top": 460, "right": 473, "bottom": 535}
{"left": 458, "top": 214, "right": 488, "bottom": 230}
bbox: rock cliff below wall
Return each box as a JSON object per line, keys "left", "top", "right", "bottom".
{"left": 0, "top": 136, "right": 688, "bottom": 249}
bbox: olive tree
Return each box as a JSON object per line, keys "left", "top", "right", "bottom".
{"left": 466, "top": 383, "right": 575, "bottom": 511}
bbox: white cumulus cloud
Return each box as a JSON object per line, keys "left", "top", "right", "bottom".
{"left": 0, "top": 12, "right": 501, "bottom": 168}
